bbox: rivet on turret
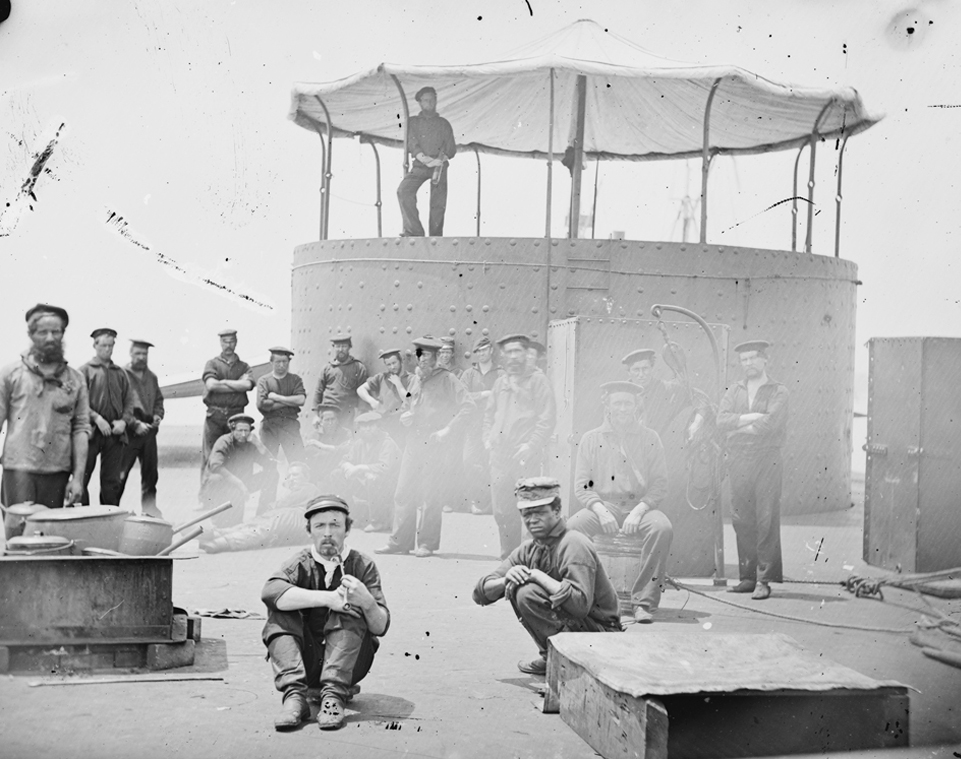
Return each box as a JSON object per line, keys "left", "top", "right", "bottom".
{"left": 406, "top": 327, "right": 412, "bottom": 334}
{"left": 392, "top": 327, "right": 398, "bottom": 333}
{"left": 482, "top": 328, "right": 489, "bottom": 336}
{"left": 482, "top": 305, "right": 490, "bottom": 312}
{"left": 449, "top": 328, "right": 456, "bottom": 335}
{"left": 394, "top": 280, "right": 400, "bottom": 287}
{"left": 407, "top": 304, "right": 413, "bottom": 311}
{"left": 393, "top": 304, "right": 399, "bottom": 311}
{"left": 450, "top": 305, "right": 456, "bottom": 312}
{"left": 466, "top": 305, "right": 473, "bottom": 312}
{"left": 417, "top": 281, "right": 423, "bottom": 288}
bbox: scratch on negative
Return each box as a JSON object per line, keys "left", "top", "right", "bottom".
{"left": 104, "top": 208, "right": 273, "bottom": 310}
{"left": 928, "top": 104, "right": 961, "bottom": 109}
{"left": 722, "top": 196, "right": 813, "bottom": 234}
{"left": 20, "top": 122, "right": 65, "bottom": 202}
{"left": 98, "top": 600, "right": 124, "bottom": 620}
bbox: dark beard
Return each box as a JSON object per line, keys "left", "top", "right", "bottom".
{"left": 32, "top": 341, "right": 65, "bottom": 364}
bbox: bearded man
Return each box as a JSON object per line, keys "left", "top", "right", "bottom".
{"left": 0, "top": 304, "right": 90, "bottom": 508}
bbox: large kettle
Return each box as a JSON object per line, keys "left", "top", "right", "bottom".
{"left": 1, "top": 502, "right": 50, "bottom": 540}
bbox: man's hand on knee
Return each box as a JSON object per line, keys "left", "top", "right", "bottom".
{"left": 622, "top": 503, "right": 650, "bottom": 535}
{"left": 592, "top": 502, "right": 619, "bottom": 534}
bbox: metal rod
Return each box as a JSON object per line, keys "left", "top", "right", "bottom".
{"left": 365, "top": 138, "right": 383, "bottom": 238}
{"left": 791, "top": 145, "right": 804, "bottom": 253}
{"left": 699, "top": 78, "right": 722, "bottom": 245}
{"left": 390, "top": 75, "right": 411, "bottom": 175}
{"left": 317, "top": 133, "right": 327, "bottom": 240}
{"left": 651, "top": 303, "right": 724, "bottom": 581}
{"left": 569, "top": 74, "right": 587, "bottom": 239}
{"left": 545, "top": 68, "right": 555, "bottom": 239}
{"left": 805, "top": 100, "right": 835, "bottom": 255}
{"left": 834, "top": 133, "right": 849, "bottom": 258}
{"left": 590, "top": 158, "right": 600, "bottom": 239}
{"left": 474, "top": 146, "right": 482, "bottom": 237}
{"left": 314, "top": 95, "right": 334, "bottom": 241}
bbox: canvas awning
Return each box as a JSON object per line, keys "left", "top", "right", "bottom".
{"left": 289, "top": 19, "right": 880, "bottom": 162}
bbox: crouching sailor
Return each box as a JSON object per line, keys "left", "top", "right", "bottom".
{"left": 472, "top": 477, "right": 622, "bottom": 676}
{"left": 261, "top": 494, "right": 390, "bottom": 731}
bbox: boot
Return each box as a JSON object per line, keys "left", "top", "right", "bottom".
{"left": 274, "top": 692, "right": 309, "bottom": 731}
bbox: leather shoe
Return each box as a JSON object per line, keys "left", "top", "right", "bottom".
{"left": 374, "top": 545, "right": 409, "bottom": 555}
{"left": 751, "top": 582, "right": 771, "bottom": 600}
{"left": 633, "top": 607, "right": 654, "bottom": 624}
{"left": 518, "top": 656, "right": 547, "bottom": 675}
{"left": 727, "top": 580, "right": 756, "bottom": 594}
{"left": 413, "top": 546, "right": 434, "bottom": 558}
{"left": 274, "top": 693, "right": 309, "bottom": 731}
{"left": 316, "top": 695, "right": 345, "bottom": 730}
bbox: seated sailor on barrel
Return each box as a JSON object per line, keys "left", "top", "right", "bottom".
{"left": 569, "top": 381, "right": 673, "bottom": 625}
{"left": 261, "top": 494, "right": 390, "bottom": 732}
{"left": 472, "top": 477, "right": 622, "bottom": 677}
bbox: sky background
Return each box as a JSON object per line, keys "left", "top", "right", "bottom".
{"left": 1, "top": 0, "right": 958, "bottom": 430}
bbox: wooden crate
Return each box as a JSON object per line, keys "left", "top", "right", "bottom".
{"left": 546, "top": 632, "right": 909, "bottom": 759}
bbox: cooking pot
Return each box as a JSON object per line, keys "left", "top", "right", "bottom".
{"left": 24, "top": 505, "right": 130, "bottom": 552}
{"left": 117, "top": 501, "right": 233, "bottom": 556}
{"left": 4, "top": 535, "right": 76, "bottom": 556}
{"left": 1, "top": 502, "right": 50, "bottom": 540}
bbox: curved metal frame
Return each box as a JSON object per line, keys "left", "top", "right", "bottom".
{"left": 317, "top": 133, "right": 327, "bottom": 241}
{"left": 313, "top": 95, "right": 334, "bottom": 241}
{"left": 791, "top": 144, "right": 805, "bottom": 253}
{"left": 834, "top": 133, "right": 850, "bottom": 258}
{"left": 390, "top": 75, "right": 411, "bottom": 175}
{"left": 363, "top": 137, "right": 383, "bottom": 238}
{"left": 699, "top": 77, "right": 722, "bottom": 244}
{"left": 805, "top": 100, "right": 835, "bottom": 254}
{"left": 473, "top": 147, "right": 482, "bottom": 237}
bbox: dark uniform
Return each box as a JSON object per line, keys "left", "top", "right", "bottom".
{"left": 716, "top": 350, "right": 789, "bottom": 589}
{"left": 257, "top": 372, "right": 306, "bottom": 462}
{"left": 81, "top": 338, "right": 136, "bottom": 506}
{"left": 200, "top": 419, "right": 278, "bottom": 528}
{"left": 312, "top": 338, "right": 368, "bottom": 428}
{"left": 119, "top": 355, "right": 165, "bottom": 516}
{"left": 379, "top": 337, "right": 474, "bottom": 555}
{"left": 397, "top": 87, "right": 457, "bottom": 237}
{"left": 202, "top": 349, "right": 252, "bottom": 468}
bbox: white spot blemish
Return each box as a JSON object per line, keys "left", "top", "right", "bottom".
{"left": 702, "top": 622, "right": 712, "bottom": 630}
{"left": 144, "top": 194, "right": 151, "bottom": 205}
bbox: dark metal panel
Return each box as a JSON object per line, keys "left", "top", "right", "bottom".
{"left": 918, "top": 338, "right": 961, "bottom": 571}
{"left": 864, "top": 338, "right": 922, "bottom": 571}
{"left": 0, "top": 557, "right": 174, "bottom": 643}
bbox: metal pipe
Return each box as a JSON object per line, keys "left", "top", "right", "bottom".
{"left": 699, "top": 77, "right": 722, "bottom": 244}
{"left": 805, "top": 100, "right": 835, "bottom": 254}
{"left": 651, "top": 303, "right": 724, "bottom": 582}
{"left": 474, "top": 146, "right": 482, "bottom": 237}
{"left": 390, "top": 75, "right": 411, "bottom": 175}
{"left": 364, "top": 137, "right": 383, "bottom": 238}
{"left": 834, "top": 133, "right": 850, "bottom": 258}
{"left": 313, "top": 95, "right": 334, "bottom": 241}
{"left": 545, "top": 68, "right": 555, "bottom": 239}
{"left": 791, "top": 145, "right": 805, "bottom": 252}
{"left": 590, "top": 158, "right": 600, "bottom": 239}
{"left": 317, "top": 132, "right": 327, "bottom": 241}
{"left": 569, "top": 74, "right": 587, "bottom": 239}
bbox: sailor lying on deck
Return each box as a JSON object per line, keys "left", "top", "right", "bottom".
{"left": 472, "top": 477, "right": 622, "bottom": 676}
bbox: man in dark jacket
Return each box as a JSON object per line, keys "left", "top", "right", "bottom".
{"left": 396, "top": 86, "right": 456, "bottom": 237}
{"left": 312, "top": 335, "right": 368, "bottom": 429}
{"left": 118, "top": 339, "right": 165, "bottom": 517}
{"left": 376, "top": 336, "right": 473, "bottom": 558}
{"left": 473, "top": 477, "right": 622, "bottom": 676}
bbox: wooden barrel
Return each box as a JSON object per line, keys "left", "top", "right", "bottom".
{"left": 594, "top": 533, "right": 644, "bottom": 615}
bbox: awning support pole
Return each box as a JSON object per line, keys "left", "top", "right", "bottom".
{"left": 362, "top": 137, "right": 383, "bottom": 238}
{"left": 805, "top": 100, "right": 834, "bottom": 255}
{"left": 591, "top": 158, "right": 600, "bottom": 239}
{"left": 834, "top": 134, "right": 850, "bottom": 259}
{"left": 474, "top": 147, "right": 482, "bottom": 237}
{"left": 791, "top": 145, "right": 805, "bottom": 253}
{"left": 569, "top": 74, "right": 587, "bottom": 239}
{"left": 545, "top": 68, "right": 555, "bottom": 239}
{"left": 317, "top": 133, "right": 327, "bottom": 241}
{"left": 390, "top": 75, "right": 411, "bottom": 176}
{"left": 699, "top": 78, "right": 722, "bottom": 245}
{"left": 313, "top": 95, "right": 334, "bottom": 241}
